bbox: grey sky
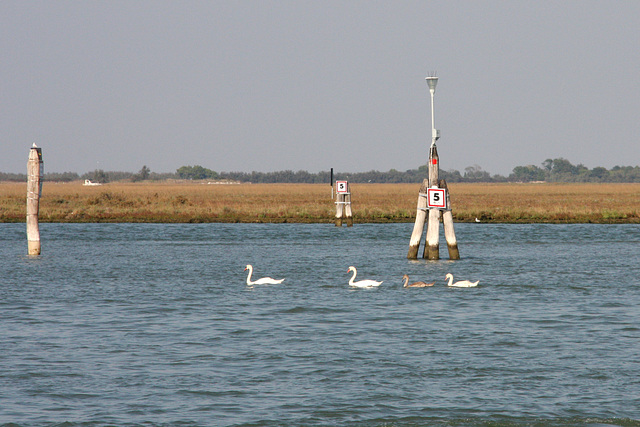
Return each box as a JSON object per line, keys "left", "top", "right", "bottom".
{"left": 2, "top": 1, "right": 639, "bottom": 176}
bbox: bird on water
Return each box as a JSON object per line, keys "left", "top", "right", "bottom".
{"left": 244, "top": 264, "right": 285, "bottom": 285}
{"left": 445, "top": 273, "right": 479, "bottom": 288}
{"left": 347, "top": 266, "right": 382, "bottom": 288}
{"left": 401, "top": 274, "right": 434, "bottom": 288}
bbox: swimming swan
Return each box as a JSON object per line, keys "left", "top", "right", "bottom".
{"left": 402, "top": 274, "right": 434, "bottom": 288}
{"left": 347, "top": 266, "right": 382, "bottom": 288}
{"left": 244, "top": 264, "right": 285, "bottom": 285}
{"left": 445, "top": 273, "right": 478, "bottom": 288}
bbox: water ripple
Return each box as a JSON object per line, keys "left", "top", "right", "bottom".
{"left": 1, "top": 223, "right": 640, "bottom": 425}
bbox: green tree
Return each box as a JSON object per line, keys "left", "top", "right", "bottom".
{"left": 139, "top": 165, "right": 150, "bottom": 180}
{"left": 176, "top": 165, "right": 218, "bottom": 180}
{"left": 91, "top": 169, "right": 108, "bottom": 183}
{"left": 589, "top": 167, "right": 609, "bottom": 181}
{"left": 463, "top": 165, "right": 491, "bottom": 182}
{"left": 512, "top": 165, "right": 545, "bottom": 182}
{"left": 132, "top": 165, "right": 151, "bottom": 182}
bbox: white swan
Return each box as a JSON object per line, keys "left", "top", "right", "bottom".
{"left": 445, "top": 273, "right": 478, "bottom": 288}
{"left": 347, "top": 266, "right": 382, "bottom": 288}
{"left": 402, "top": 274, "right": 434, "bottom": 288}
{"left": 244, "top": 264, "right": 284, "bottom": 285}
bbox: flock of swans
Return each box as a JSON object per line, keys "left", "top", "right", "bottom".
{"left": 245, "top": 264, "right": 478, "bottom": 288}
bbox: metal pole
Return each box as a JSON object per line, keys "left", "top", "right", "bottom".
{"left": 426, "top": 76, "right": 439, "bottom": 148}
{"left": 430, "top": 88, "right": 436, "bottom": 147}
{"left": 330, "top": 168, "right": 334, "bottom": 199}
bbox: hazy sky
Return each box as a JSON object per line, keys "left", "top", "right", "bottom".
{"left": 2, "top": 1, "right": 639, "bottom": 176}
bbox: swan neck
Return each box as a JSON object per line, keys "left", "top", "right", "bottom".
{"left": 349, "top": 269, "right": 357, "bottom": 285}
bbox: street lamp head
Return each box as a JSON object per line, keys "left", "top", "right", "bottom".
{"left": 425, "top": 76, "right": 438, "bottom": 93}
{"left": 426, "top": 74, "right": 439, "bottom": 147}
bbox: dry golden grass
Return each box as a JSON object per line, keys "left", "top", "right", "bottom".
{"left": 449, "top": 182, "right": 640, "bottom": 223}
{"left": 1, "top": 181, "right": 639, "bottom": 223}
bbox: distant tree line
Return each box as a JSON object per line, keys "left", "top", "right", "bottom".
{"left": 509, "top": 158, "right": 640, "bottom": 183}
{"left": 0, "top": 165, "right": 170, "bottom": 183}
{"left": 2, "top": 158, "right": 640, "bottom": 183}
{"left": 213, "top": 158, "right": 640, "bottom": 183}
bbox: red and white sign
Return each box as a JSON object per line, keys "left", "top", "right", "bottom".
{"left": 427, "top": 188, "right": 447, "bottom": 209}
{"left": 335, "top": 181, "right": 349, "bottom": 194}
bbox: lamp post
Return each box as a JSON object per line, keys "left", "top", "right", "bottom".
{"left": 408, "top": 74, "right": 459, "bottom": 260}
{"left": 425, "top": 75, "right": 441, "bottom": 260}
{"left": 426, "top": 76, "right": 440, "bottom": 148}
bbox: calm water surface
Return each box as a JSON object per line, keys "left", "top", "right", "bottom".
{"left": 1, "top": 223, "right": 639, "bottom": 426}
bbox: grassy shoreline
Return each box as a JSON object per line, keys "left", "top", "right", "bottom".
{"left": 1, "top": 181, "right": 639, "bottom": 224}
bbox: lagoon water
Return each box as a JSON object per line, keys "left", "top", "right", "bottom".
{"left": 1, "top": 222, "right": 640, "bottom": 426}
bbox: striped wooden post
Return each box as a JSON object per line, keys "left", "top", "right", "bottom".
{"left": 335, "top": 192, "right": 344, "bottom": 226}
{"left": 27, "top": 144, "right": 43, "bottom": 255}
{"left": 335, "top": 181, "right": 353, "bottom": 227}
{"left": 408, "top": 146, "right": 461, "bottom": 259}
{"left": 407, "top": 178, "right": 428, "bottom": 259}
{"left": 425, "top": 145, "right": 440, "bottom": 259}
{"left": 344, "top": 190, "right": 353, "bottom": 227}
{"left": 408, "top": 75, "right": 460, "bottom": 260}
{"left": 441, "top": 179, "right": 460, "bottom": 260}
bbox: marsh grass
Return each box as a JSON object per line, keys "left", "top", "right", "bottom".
{"left": 450, "top": 182, "right": 640, "bottom": 223}
{"left": 1, "top": 181, "right": 639, "bottom": 223}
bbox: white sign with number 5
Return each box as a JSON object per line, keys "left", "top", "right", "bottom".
{"left": 336, "top": 181, "right": 349, "bottom": 194}
{"left": 427, "top": 188, "right": 447, "bottom": 209}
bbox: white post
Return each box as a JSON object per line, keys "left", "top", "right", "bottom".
{"left": 407, "top": 179, "right": 428, "bottom": 259}
{"left": 441, "top": 180, "right": 460, "bottom": 259}
{"left": 27, "top": 144, "right": 43, "bottom": 255}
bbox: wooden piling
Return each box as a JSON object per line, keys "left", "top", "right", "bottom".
{"left": 424, "top": 205, "right": 440, "bottom": 259}
{"left": 27, "top": 145, "right": 43, "bottom": 255}
{"left": 407, "top": 178, "right": 428, "bottom": 259}
{"left": 441, "top": 179, "right": 460, "bottom": 260}
{"left": 425, "top": 145, "right": 440, "bottom": 260}
{"left": 335, "top": 192, "right": 344, "bottom": 226}
{"left": 344, "top": 191, "right": 353, "bottom": 227}
{"left": 428, "top": 145, "right": 439, "bottom": 187}
{"left": 407, "top": 75, "right": 461, "bottom": 260}
{"left": 334, "top": 180, "right": 353, "bottom": 226}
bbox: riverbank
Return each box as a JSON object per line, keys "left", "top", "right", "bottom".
{"left": 1, "top": 181, "right": 639, "bottom": 223}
